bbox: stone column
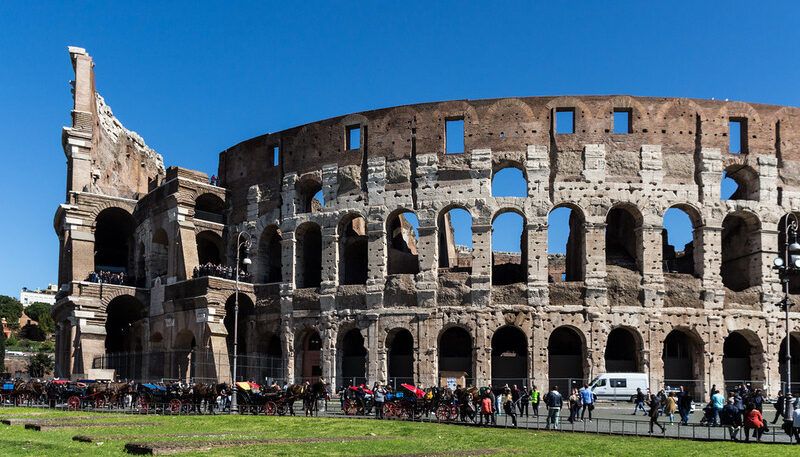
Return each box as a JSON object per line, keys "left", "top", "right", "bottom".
{"left": 640, "top": 225, "right": 664, "bottom": 307}
{"left": 584, "top": 222, "right": 607, "bottom": 308}
{"left": 366, "top": 210, "right": 386, "bottom": 309}
{"left": 416, "top": 219, "right": 437, "bottom": 307}
{"left": 706, "top": 316, "right": 725, "bottom": 395}
{"left": 471, "top": 222, "right": 492, "bottom": 307}
{"left": 699, "top": 225, "right": 725, "bottom": 309}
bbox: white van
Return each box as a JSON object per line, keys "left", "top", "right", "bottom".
{"left": 589, "top": 372, "right": 649, "bottom": 402}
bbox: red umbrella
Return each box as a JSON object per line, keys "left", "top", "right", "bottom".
{"left": 401, "top": 383, "right": 425, "bottom": 398}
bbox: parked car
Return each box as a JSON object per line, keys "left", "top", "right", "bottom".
{"left": 589, "top": 372, "right": 649, "bottom": 402}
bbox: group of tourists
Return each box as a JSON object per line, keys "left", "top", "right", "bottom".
{"left": 540, "top": 384, "right": 597, "bottom": 430}
{"left": 702, "top": 384, "right": 800, "bottom": 443}
{"left": 192, "top": 263, "right": 250, "bottom": 281}
{"left": 85, "top": 270, "right": 127, "bottom": 285}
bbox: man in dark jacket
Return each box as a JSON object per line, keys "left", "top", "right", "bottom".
{"left": 771, "top": 391, "right": 785, "bottom": 424}
{"left": 489, "top": 387, "right": 497, "bottom": 425}
{"left": 649, "top": 394, "right": 665, "bottom": 434}
{"left": 677, "top": 388, "right": 693, "bottom": 426}
{"left": 720, "top": 397, "right": 743, "bottom": 441}
{"left": 544, "top": 386, "right": 563, "bottom": 430}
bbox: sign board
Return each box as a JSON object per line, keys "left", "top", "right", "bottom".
{"left": 446, "top": 377, "right": 457, "bottom": 390}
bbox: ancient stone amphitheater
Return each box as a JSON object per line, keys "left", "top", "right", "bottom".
{"left": 53, "top": 47, "right": 800, "bottom": 397}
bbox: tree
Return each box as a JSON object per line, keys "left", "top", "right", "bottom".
{"left": 38, "top": 313, "right": 55, "bottom": 334}
{"left": 20, "top": 323, "right": 46, "bottom": 342}
{"left": 0, "top": 331, "right": 5, "bottom": 372}
{"left": 27, "top": 352, "right": 53, "bottom": 378}
{"left": 24, "top": 302, "right": 52, "bottom": 323}
{"left": 0, "top": 296, "right": 22, "bottom": 329}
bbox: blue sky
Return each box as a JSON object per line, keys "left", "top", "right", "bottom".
{"left": 0, "top": 1, "right": 797, "bottom": 296}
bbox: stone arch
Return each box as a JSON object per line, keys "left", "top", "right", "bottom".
{"left": 338, "top": 213, "right": 368, "bottom": 285}
{"left": 662, "top": 328, "right": 705, "bottom": 393}
{"left": 438, "top": 325, "right": 473, "bottom": 379}
{"left": 104, "top": 294, "right": 146, "bottom": 380}
{"left": 224, "top": 292, "right": 255, "bottom": 360}
{"left": 257, "top": 224, "right": 282, "bottom": 283}
{"left": 437, "top": 205, "right": 473, "bottom": 271}
{"left": 548, "top": 326, "right": 587, "bottom": 390}
{"left": 605, "top": 203, "right": 644, "bottom": 274}
{"left": 194, "top": 193, "right": 226, "bottom": 223}
{"left": 386, "top": 209, "right": 419, "bottom": 275}
{"left": 386, "top": 328, "right": 414, "bottom": 384}
{"left": 338, "top": 327, "right": 367, "bottom": 387}
{"left": 548, "top": 203, "right": 586, "bottom": 282}
{"left": 779, "top": 332, "right": 800, "bottom": 392}
{"left": 295, "top": 327, "right": 322, "bottom": 381}
{"left": 491, "top": 325, "right": 528, "bottom": 387}
{"left": 491, "top": 209, "right": 527, "bottom": 285}
{"left": 296, "top": 174, "right": 323, "bottom": 214}
{"left": 604, "top": 326, "right": 644, "bottom": 372}
{"left": 174, "top": 329, "right": 197, "bottom": 382}
{"left": 295, "top": 222, "right": 322, "bottom": 288}
{"left": 94, "top": 207, "right": 136, "bottom": 279}
{"left": 721, "top": 210, "right": 762, "bottom": 292}
{"left": 723, "top": 329, "right": 765, "bottom": 388}
{"left": 491, "top": 161, "right": 528, "bottom": 198}
{"left": 196, "top": 230, "right": 224, "bottom": 265}
{"left": 722, "top": 164, "right": 759, "bottom": 201}
{"left": 662, "top": 203, "right": 703, "bottom": 276}
{"left": 151, "top": 228, "right": 169, "bottom": 279}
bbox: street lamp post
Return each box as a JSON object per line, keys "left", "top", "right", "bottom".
{"left": 230, "top": 231, "right": 252, "bottom": 413}
{"left": 773, "top": 213, "right": 800, "bottom": 423}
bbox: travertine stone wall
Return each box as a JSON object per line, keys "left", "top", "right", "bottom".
{"left": 54, "top": 48, "right": 800, "bottom": 398}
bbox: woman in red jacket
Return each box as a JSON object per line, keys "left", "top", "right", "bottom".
{"left": 743, "top": 403, "right": 765, "bottom": 443}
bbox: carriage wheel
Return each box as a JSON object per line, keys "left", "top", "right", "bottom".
{"left": 181, "top": 400, "right": 193, "bottom": 414}
{"left": 344, "top": 401, "right": 359, "bottom": 416}
{"left": 382, "top": 402, "right": 395, "bottom": 419}
{"left": 435, "top": 405, "right": 450, "bottom": 422}
{"left": 260, "top": 404, "right": 268, "bottom": 415}
{"left": 67, "top": 396, "right": 81, "bottom": 411}
{"left": 277, "top": 404, "right": 288, "bottom": 416}
{"left": 92, "top": 397, "right": 106, "bottom": 409}
{"left": 169, "top": 399, "right": 182, "bottom": 414}
{"left": 265, "top": 401, "right": 277, "bottom": 416}
{"left": 449, "top": 404, "right": 460, "bottom": 421}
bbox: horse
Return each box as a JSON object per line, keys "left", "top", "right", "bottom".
{"left": 193, "top": 383, "right": 228, "bottom": 414}
{"left": 14, "top": 381, "right": 46, "bottom": 405}
{"left": 302, "top": 379, "right": 328, "bottom": 416}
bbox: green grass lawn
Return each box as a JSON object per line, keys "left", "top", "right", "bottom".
{"left": 0, "top": 407, "right": 794, "bottom": 456}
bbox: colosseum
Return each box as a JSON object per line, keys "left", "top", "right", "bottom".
{"left": 53, "top": 47, "right": 800, "bottom": 398}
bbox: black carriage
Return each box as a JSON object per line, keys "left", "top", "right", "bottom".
{"left": 342, "top": 385, "right": 374, "bottom": 416}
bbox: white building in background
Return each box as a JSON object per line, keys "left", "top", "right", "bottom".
{"left": 19, "top": 284, "right": 58, "bottom": 306}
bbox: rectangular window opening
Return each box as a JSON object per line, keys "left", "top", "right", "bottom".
{"left": 729, "top": 118, "right": 747, "bottom": 154}
{"left": 346, "top": 126, "right": 361, "bottom": 150}
{"left": 613, "top": 109, "right": 632, "bottom": 134}
{"left": 555, "top": 109, "right": 574, "bottom": 134}
{"left": 445, "top": 118, "right": 464, "bottom": 154}
{"left": 272, "top": 146, "right": 279, "bottom": 166}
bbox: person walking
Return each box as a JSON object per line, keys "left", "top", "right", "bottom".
{"left": 711, "top": 389, "right": 725, "bottom": 426}
{"left": 771, "top": 391, "right": 785, "bottom": 425}
{"left": 530, "top": 385, "right": 540, "bottom": 417}
{"left": 568, "top": 388, "right": 579, "bottom": 423}
{"left": 373, "top": 382, "right": 386, "bottom": 419}
{"left": 579, "top": 384, "right": 594, "bottom": 421}
{"left": 648, "top": 393, "right": 665, "bottom": 434}
{"left": 677, "top": 388, "right": 693, "bottom": 425}
{"left": 720, "top": 397, "right": 742, "bottom": 441}
{"left": 503, "top": 394, "right": 518, "bottom": 427}
{"left": 743, "top": 403, "right": 765, "bottom": 443}
{"left": 664, "top": 391, "right": 677, "bottom": 425}
{"left": 544, "top": 386, "right": 563, "bottom": 430}
{"left": 632, "top": 387, "right": 647, "bottom": 416}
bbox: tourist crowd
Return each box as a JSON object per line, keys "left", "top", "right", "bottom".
{"left": 85, "top": 270, "right": 127, "bottom": 285}
{"left": 193, "top": 263, "right": 250, "bottom": 282}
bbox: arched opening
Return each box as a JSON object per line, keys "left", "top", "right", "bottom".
{"left": 298, "top": 330, "right": 322, "bottom": 380}
{"left": 174, "top": 329, "right": 197, "bottom": 382}
{"left": 94, "top": 207, "right": 135, "bottom": 278}
{"left": 387, "top": 329, "right": 414, "bottom": 385}
{"left": 778, "top": 214, "right": 800, "bottom": 294}
{"left": 151, "top": 228, "right": 169, "bottom": 280}
{"left": 256, "top": 333, "right": 283, "bottom": 382}
{"left": 662, "top": 329, "right": 704, "bottom": 396}
{"left": 721, "top": 211, "right": 762, "bottom": 292}
{"left": 438, "top": 208, "right": 472, "bottom": 272}
{"left": 296, "top": 178, "right": 323, "bottom": 213}
{"left": 492, "top": 211, "right": 526, "bottom": 285}
{"left": 723, "top": 331, "right": 758, "bottom": 387}
{"left": 387, "top": 211, "right": 420, "bottom": 275}
{"left": 224, "top": 293, "right": 254, "bottom": 380}
{"left": 339, "top": 215, "right": 368, "bottom": 285}
{"left": 548, "top": 205, "right": 585, "bottom": 282}
{"left": 296, "top": 222, "right": 322, "bottom": 288}
{"left": 491, "top": 166, "right": 527, "bottom": 197}
{"left": 195, "top": 193, "right": 226, "bottom": 223}
{"left": 339, "top": 329, "right": 367, "bottom": 387}
{"left": 605, "top": 205, "right": 642, "bottom": 272}
{"left": 257, "top": 225, "right": 282, "bottom": 283}
{"left": 605, "top": 327, "right": 641, "bottom": 372}
{"left": 491, "top": 326, "right": 528, "bottom": 387}
{"left": 104, "top": 295, "right": 145, "bottom": 380}
{"left": 196, "top": 230, "right": 223, "bottom": 266}
{"left": 548, "top": 326, "right": 585, "bottom": 390}
{"left": 779, "top": 334, "right": 800, "bottom": 393}
{"left": 721, "top": 165, "right": 759, "bottom": 201}
{"left": 662, "top": 206, "right": 699, "bottom": 275}
{"left": 438, "top": 327, "right": 473, "bottom": 379}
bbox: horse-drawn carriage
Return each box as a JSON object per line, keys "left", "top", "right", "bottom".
{"left": 236, "top": 382, "right": 298, "bottom": 415}
{"left": 382, "top": 384, "right": 426, "bottom": 420}
{"left": 135, "top": 383, "right": 194, "bottom": 413}
{"left": 0, "top": 381, "right": 15, "bottom": 405}
{"left": 342, "top": 385, "right": 374, "bottom": 416}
